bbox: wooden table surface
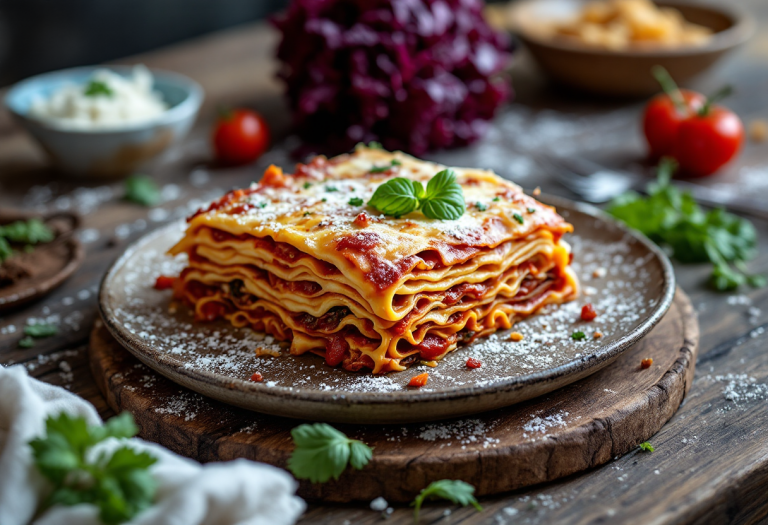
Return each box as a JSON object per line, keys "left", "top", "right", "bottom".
{"left": 2, "top": 2, "right": 768, "bottom": 523}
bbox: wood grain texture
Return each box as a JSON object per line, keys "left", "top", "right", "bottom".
{"left": 1, "top": 1, "right": 768, "bottom": 522}
{"left": 89, "top": 289, "right": 697, "bottom": 503}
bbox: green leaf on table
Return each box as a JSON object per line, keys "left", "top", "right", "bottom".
{"left": 287, "top": 423, "right": 372, "bottom": 483}
{"left": 24, "top": 323, "right": 59, "bottom": 338}
{"left": 411, "top": 479, "right": 482, "bottom": 523}
{"left": 124, "top": 175, "right": 161, "bottom": 207}
{"left": 607, "top": 158, "right": 764, "bottom": 291}
{"left": 639, "top": 441, "right": 655, "bottom": 452}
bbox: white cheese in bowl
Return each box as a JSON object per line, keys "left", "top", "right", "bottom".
{"left": 29, "top": 65, "right": 168, "bottom": 130}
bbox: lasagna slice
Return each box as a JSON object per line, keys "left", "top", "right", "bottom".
{"left": 168, "top": 146, "right": 578, "bottom": 374}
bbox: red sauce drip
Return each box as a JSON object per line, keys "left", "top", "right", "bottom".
{"left": 343, "top": 352, "right": 376, "bottom": 372}
{"left": 581, "top": 304, "right": 598, "bottom": 321}
{"left": 417, "top": 334, "right": 450, "bottom": 361}
{"left": 187, "top": 188, "right": 259, "bottom": 222}
{"left": 325, "top": 334, "right": 349, "bottom": 367}
{"left": 199, "top": 301, "right": 229, "bottom": 321}
{"left": 294, "top": 156, "right": 330, "bottom": 180}
{"left": 250, "top": 372, "right": 263, "bottom": 382}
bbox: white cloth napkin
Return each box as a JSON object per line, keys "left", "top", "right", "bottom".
{"left": 0, "top": 365, "right": 306, "bottom": 525}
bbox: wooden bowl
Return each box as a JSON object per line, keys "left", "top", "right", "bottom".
{"left": 504, "top": 0, "right": 753, "bottom": 97}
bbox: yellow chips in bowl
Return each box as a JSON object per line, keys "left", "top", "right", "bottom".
{"left": 553, "top": 0, "right": 712, "bottom": 50}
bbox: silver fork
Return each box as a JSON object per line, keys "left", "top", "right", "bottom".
{"left": 540, "top": 152, "right": 768, "bottom": 220}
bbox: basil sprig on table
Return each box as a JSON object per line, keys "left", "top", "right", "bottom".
{"left": 368, "top": 169, "right": 465, "bottom": 220}
{"left": 0, "top": 218, "right": 55, "bottom": 263}
{"left": 607, "top": 158, "right": 764, "bottom": 291}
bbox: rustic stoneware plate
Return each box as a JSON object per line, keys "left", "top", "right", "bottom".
{"left": 98, "top": 196, "right": 675, "bottom": 424}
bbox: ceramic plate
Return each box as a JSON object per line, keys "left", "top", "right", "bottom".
{"left": 98, "top": 196, "right": 675, "bottom": 423}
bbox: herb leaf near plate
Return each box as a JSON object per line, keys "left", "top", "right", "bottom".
{"left": 287, "top": 423, "right": 372, "bottom": 483}
{"left": 29, "top": 412, "right": 157, "bottom": 525}
{"left": 0, "top": 218, "right": 55, "bottom": 263}
{"left": 411, "top": 479, "right": 482, "bottom": 523}
{"left": 608, "top": 158, "right": 764, "bottom": 291}
{"left": 124, "top": 175, "right": 161, "bottom": 207}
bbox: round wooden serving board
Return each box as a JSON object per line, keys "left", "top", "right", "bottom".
{"left": 90, "top": 288, "right": 698, "bottom": 503}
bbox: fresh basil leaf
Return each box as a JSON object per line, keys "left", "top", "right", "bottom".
{"left": 24, "top": 323, "right": 58, "bottom": 338}
{"left": 0, "top": 236, "right": 12, "bottom": 263}
{"left": 0, "top": 219, "right": 54, "bottom": 245}
{"left": 124, "top": 175, "right": 160, "bottom": 207}
{"left": 420, "top": 169, "right": 465, "bottom": 220}
{"left": 368, "top": 178, "right": 421, "bottom": 217}
{"left": 348, "top": 197, "right": 364, "bottom": 206}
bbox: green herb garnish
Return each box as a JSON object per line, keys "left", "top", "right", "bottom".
{"left": 411, "top": 480, "right": 482, "bottom": 523}
{"left": 303, "top": 211, "right": 312, "bottom": 217}
{"left": 513, "top": 213, "right": 525, "bottom": 224}
{"left": 325, "top": 185, "right": 338, "bottom": 192}
{"left": 367, "top": 141, "right": 383, "bottom": 149}
{"left": 368, "top": 169, "right": 465, "bottom": 220}
{"left": 18, "top": 336, "right": 34, "bottom": 348}
{"left": 303, "top": 182, "right": 312, "bottom": 190}
{"left": 638, "top": 441, "right": 655, "bottom": 452}
{"left": 124, "top": 175, "right": 160, "bottom": 207}
{"left": 287, "top": 423, "right": 372, "bottom": 483}
{"left": 348, "top": 197, "right": 364, "bottom": 206}
{"left": 0, "top": 218, "right": 54, "bottom": 263}
{"left": 475, "top": 203, "right": 488, "bottom": 212}
{"left": 608, "top": 158, "right": 764, "bottom": 291}
{"left": 527, "top": 207, "right": 536, "bottom": 213}
{"left": 83, "top": 80, "right": 114, "bottom": 98}
{"left": 29, "top": 412, "right": 157, "bottom": 525}
{"left": 369, "top": 159, "right": 402, "bottom": 173}
{"left": 571, "top": 331, "right": 586, "bottom": 341}
{"left": 492, "top": 197, "right": 500, "bottom": 202}
{"left": 24, "top": 323, "right": 59, "bottom": 338}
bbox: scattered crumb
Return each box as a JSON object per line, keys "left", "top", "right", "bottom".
{"left": 592, "top": 267, "right": 607, "bottom": 278}
{"left": 370, "top": 497, "right": 388, "bottom": 512}
{"left": 593, "top": 331, "right": 603, "bottom": 339}
{"left": 509, "top": 332, "right": 524, "bottom": 342}
{"left": 641, "top": 358, "right": 653, "bottom": 369}
{"left": 749, "top": 119, "right": 768, "bottom": 143}
{"left": 250, "top": 372, "right": 263, "bottom": 382}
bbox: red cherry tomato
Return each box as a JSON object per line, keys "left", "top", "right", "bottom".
{"left": 642, "top": 90, "right": 705, "bottom": 159}
{"left": 213, "top": 109, "right": 270, "bottom": 166}
{"left": 673, "top": 107, "right": 744, "bottom": 178}
{"left": 642, "top": 68, "right": 743, "bottom": 178}
{"left": 466, "top": 358, "right": 482, "bottom": 369}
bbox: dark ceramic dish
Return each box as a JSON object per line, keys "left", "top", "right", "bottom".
{"left": 98, "top": 196, "right": 675, "bottom": 424}
{"left": 0, "top": 211, "right": 84, "bottom": 313}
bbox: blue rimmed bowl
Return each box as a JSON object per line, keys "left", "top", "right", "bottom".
{"left": 5, "top": 65, "right": 204, "bottom": 178}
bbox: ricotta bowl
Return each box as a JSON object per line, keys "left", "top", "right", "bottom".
{"left": 5, "top": 65, "right": 203, "bottom": 178}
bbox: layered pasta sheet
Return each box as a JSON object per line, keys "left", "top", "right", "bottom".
{"left": 169, "top": 147, "right": 579, "bottom": 373}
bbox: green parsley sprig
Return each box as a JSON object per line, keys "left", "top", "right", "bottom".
{"left": 368, "top": 169, "right": 465, "bottom": 220}
{"left": 411, "top": 480, "right": 482, "bottom": 523}
{"left": 0, "top": 218, "right": 55, "bottom": 263}
{"left": 638, "top": 441, "right": 655, "bottom": 452}
{"left": 124, "top": 175, "right": 161, "bottom": 207}
{"left": 370, "top": 159, "right": 402, "bottom": 173}
{"left": 29, "top": 412, "right": 157, "bottom": 525}
{"left": 287, "top": 423, "right": 372, "bottom": 483}
{"left": 608, "top": 158, "right": 764, "bottom": 291}
{"left": 19, "top": 322, "right": 59, "bottom": 348}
